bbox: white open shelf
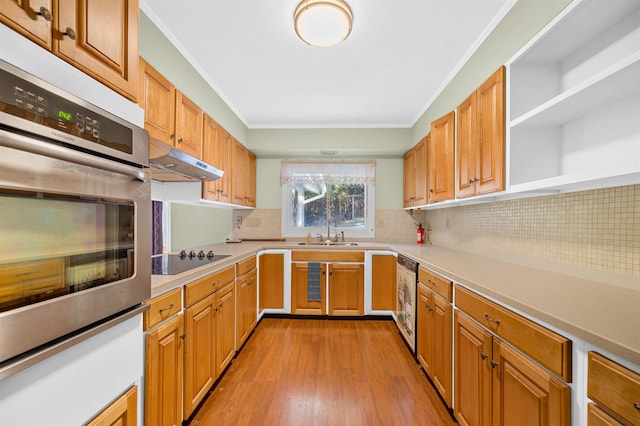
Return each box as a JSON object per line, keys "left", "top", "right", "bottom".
{"left": 506, "top": 0, "right": 640, "bottom": 197}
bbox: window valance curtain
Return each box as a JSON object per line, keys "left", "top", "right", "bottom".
{"left": 280, "top": 160, "right": 376, "bottom": 186}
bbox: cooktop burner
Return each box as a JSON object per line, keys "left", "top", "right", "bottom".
{"left": 151, "top": 250, "right": 230, "bottom": 275}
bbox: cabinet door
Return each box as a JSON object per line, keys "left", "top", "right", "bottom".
{"left": 174, "top": 91, "right": 203, "bottom": 159}
{"left": 291, "top": 262, "right": 326, "bottom": 315}
{"left": 247, "top": 269, "right": 257, "bottom": 331}
{"left": 328, "top": 263, "right": 364, "bottom": 316}
{"left": 184, "top": 295, "right": 216, "bottom": 419}
{"left": 87, "top": 386, "right": 137, "bottom": 426}
{"left": 371, "top": 255, "right": 396, "bottom": 311}
{"left": 0, "top": 0, "right": 53, "bottom": 49}
{"left": 246, "top": 151, "right": 256, "bottom": 207}
{"left": 259, "top": 253, "right": 284, "bottom": 311}
{"left": 140, "top": 59, "right": 175, "bottom": 144}
{"left": 429, "top": 111, "right": 455, "bottom": 203}
{"left": 231, "top": 139, "right": 247, "bottom": 205}
{"left": 417, "top": 285, "right": 433, "bottom": 374}
{"left": 476, "top": 66, "right": 505, "bottom": 195}
{"left": 456, "top": 91, "right": 477, "bottom": 199}
{"left": 414, "top": 137, "right": 428, "bottom": 205}
{"left": 431, "top": 293, "right": 452, "bottom": 407}
{"left": 236, "top": 273, "right": 250, "bottom": 348}
{"left": 145, "top": 313, "right": 183, "bottom": 426}
{"left": 454, "top": 311, "right": 492, "bottom": 426}
{"left": 588, "top": 404, "right": 624, "bottom": 426}
{"left": 55, "top": 0, "right": 139, "bottom": 101}
{"left": 403, "top": 149, "right": 415, "bottom": 207}
{"left": 492, "top": 338, "right": 570, "bottom": 426}
{"left": 217, "top": 129, "right": 232, "bottom": 203}
{"left": 216, "top": 281, "right": 236, "bottom": 376}
{"left": 202, "top": 115, "right": 221, "bottom": 201}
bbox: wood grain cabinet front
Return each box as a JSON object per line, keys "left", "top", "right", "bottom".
{"left": 403, "top": 136, "right": 428, "bottom": 208}
{"left": 259, "top": 253, "right": 285, "bottom": 311}
{"left": 417, "top": 268, "right": 453, "bottom": 407}
{"left": 454, "top": 284, "right": 572, "bottom": 426}
{"left": 1, "top": 0, "right": 139, "bottom": 101}
{"left": 456, "top": 66, "right": 505, "bottom": 199}
{"left": 87, "top": 385, "right": 138, "bottom": 426}
{"left": 236, "top": 257, "right": 257, "bottom": 349}
{"left": 183, "top": 268, "right": 236, "bottom": 419}
{"left": 429, "top": 111, "right": 455, "bottom": 203}
{"left": 588, "top": 351, "right": 640, "bottom": 425}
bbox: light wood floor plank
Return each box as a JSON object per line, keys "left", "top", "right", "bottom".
{"left": 189, "top": 318, "right": 457, "bottom": 425}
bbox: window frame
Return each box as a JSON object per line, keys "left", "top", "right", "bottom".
{"left": 280, "top": 160, "right": 376, "bottom": 239}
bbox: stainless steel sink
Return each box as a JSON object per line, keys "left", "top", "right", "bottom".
{"left": 297, "top": 241, "right": 358, "bottom": 246}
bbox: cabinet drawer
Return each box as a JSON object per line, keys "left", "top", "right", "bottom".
{"left": 144, "top": 288, "right": 182, "bottom": 331}
{"left": 455, "top": 285, "right": 571, "bottom": 382}
{"left": 291, "top": 250, "right": 364, "bottom": 262}
{"left": 418, "top": 267, "right": 452, "bottom": 302}
{"left": 588, "top": 403, "right": 624, "bottom": 426}
{"left": 184, "top": 265, "right": 235, "bottom": 308}
{"left": 236, "top": 256, "right": 256, "bottom": 276}
{"left": 588, "top": 352, "right": 640, "bottom": 425}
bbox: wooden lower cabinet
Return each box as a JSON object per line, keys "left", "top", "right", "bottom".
{"left": 183, "top": 279, "right": 236, "bottom": 420}
{"left": 145, "top": 313, "right": 184, "bottom": 426}
{"left": 236, "top": 263, "right": 257, "bottom": 349}
{"left": 328, "top": 263, "right": 364, "bottom": 316}
{"left": 291, "top": 262, "right": 326, "bottom": 315}
{"left": 588, "top": 351, "right": 640, "bottom": 425}
{"left": 371, "top": 254, "right": 396, "bottom": 311}
{"left": 87, "top": 385, "right": 138, "bottom": 426}
{"left": 417, "top": 283, "right": 452, "bottom": 407}
{"left": 184, "top": 294, "right": 217, "bottom": 418}
{"left": 588, "top": 404, "right": 624, "bottom": 426}
{"left": 454, "top": 311, "right": 570, "bottom": 426}
{"left": 259, "top": 253, "right": 284, "bottom": 311}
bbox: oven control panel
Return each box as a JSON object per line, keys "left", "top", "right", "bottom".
{"left": 0, "top": 65, "right": 134, "bottom": 156}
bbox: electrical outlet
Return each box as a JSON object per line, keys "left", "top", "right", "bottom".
{"left": 235, "top": 216, "right": 242, "bottom": 226}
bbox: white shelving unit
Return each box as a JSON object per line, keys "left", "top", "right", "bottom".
{"left": 507, "top": 0, "right": 640, "bottom": 194}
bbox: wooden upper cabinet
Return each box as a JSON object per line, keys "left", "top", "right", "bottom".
{"left": 55, "top": 0, "right": 139, "bottom": 101}
{"left": 202, "top": 115, "right": 232, "bottom": 203}
{"left": 140, "top": 59, "right": 176, "bottom": 144}
{"left": 174, "top": 91, "right": 203, "bottom": 159}
{"left": 429, "top": 111, "right": 455, "bottom": 203}
{"left": 231, "top": 139, "right": 248, "bottom": 206}
{"left": 1, "top": 0, "right": 139, "bottom": 101}
{"left": 230, "top": 139, "right": 256, "bottom": 207}
{"left": 246, "top": 151, "right": 256, "bottom": 207}
{"left": 456, "top": 91, "right": 477, "bottom": 199}
{"left": 0, "top": 0, "right": 53, "bottom": 49}
{"left": 403, "top": 149, "right": 416, "bottom": 208}
{"left": 403, "top": 136, "right": 428, "bottom": 208}
{"left": 456, "top": 66, "right": 505, "bottom": 199}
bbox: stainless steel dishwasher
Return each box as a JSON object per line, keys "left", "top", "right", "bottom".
{"left": 396, "top": 254, "right": 418, "bottom": 353}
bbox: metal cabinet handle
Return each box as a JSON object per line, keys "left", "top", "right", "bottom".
{"left": 483, "top": 313, "right": 501, "bottom": 325}
{"left": 178, "top": 138, "right": 184, "bottom": 144}
{"left": 170, "top": 133, "right": 176, "bottom": 140}
{"left": 213, "top": 279, "right": 221, "bottom": 286}
{"left": 480, "top": 352, "right": 488, "bottom": 360}
{"left": 490, "top": 360, "right": 498, "bottom": 368}
{"left": 469, "top": 179, "right": 474, "bottom": 184}
{"left": 38, "top": 7, "right": 52, "bottom": 21}
{"left": 159, "top": 303, "right": 174, "bottom": 314}
{"left": 62, "top": 27, "right": 77, "bottom": 40}
{"left": 634, "top": 402, "right": 640, "bottom": 411}
{"left": 180, "top": 333, "right": 186, "bottom": 340}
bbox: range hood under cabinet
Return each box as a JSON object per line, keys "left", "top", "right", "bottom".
{"left": 148, "top": 138, "right": 223, "bottom": 182}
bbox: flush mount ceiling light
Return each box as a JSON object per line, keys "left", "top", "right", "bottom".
{"left": 294, "top": 0, "right": 353, "bottom": 47}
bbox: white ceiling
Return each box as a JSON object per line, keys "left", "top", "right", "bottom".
{"left": 140, "top": 0, "right": 514, "bottom": 129}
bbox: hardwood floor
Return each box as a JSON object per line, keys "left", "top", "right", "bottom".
{"left": 188, "top": 318, "right": 457, "bottom": 426}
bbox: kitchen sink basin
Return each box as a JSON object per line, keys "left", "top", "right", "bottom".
{"left": 297, "top": 241, "right": 358, "bottom": 246}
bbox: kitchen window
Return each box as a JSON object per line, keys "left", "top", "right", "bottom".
{"left": 281, "top": 160, "right": 376, "bottom": 239}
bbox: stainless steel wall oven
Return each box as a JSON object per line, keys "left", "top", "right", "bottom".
{"left": 0, "top": 59, "right": 150, "bottom": 365}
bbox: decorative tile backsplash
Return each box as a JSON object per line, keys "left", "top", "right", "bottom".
{"left": 231, "top": 208, "right": 418, "bottom": 242}
{"left": 426, "top": 185, "right": 639, "bottom": 277}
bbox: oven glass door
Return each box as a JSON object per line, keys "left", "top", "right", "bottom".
{"left": 0, "top": 190, "right": 135, "bottom": 312}
{"left": 396, "top": 263, "right": 417, "bottom": 351}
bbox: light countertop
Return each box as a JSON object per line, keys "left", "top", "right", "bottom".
{"left": 151, "top": 241, "right": 640, "bottom": 366}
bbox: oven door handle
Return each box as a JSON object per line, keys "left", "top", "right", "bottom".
{"left": 0, "top": 129, "right": 147, "bottom": 182}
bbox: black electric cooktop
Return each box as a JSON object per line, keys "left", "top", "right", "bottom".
{"left": 151, "top": 250, "right": 230, "bottom": 275}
